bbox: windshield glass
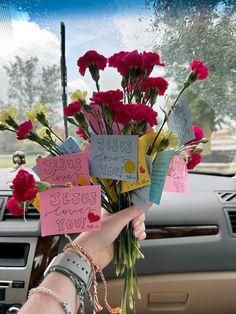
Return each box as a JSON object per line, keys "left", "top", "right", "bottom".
{"left": 0, "top": 0, "right": 235, "bottom": 179}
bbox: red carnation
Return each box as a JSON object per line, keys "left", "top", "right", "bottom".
{"left": 17, "top": 120, "right": 33, "bottom": 140}
{"left": 117, "top": 50, "right": 143, "bottom": 77}
{"left": 77, "top": 50, "right": 107, "bottom": 76}
{"left": 144, "top": 106, "right": 158, "bottom": 126}
{"left": 114, "top": 105, "right": 133, "bottom": 125}
{"left": 76, "top": 128, "right": 88, "bottom": 140}
{"left": 108, "top": 51, "right": 129, "bottom": 68}
{"left": 132, "top": 104, "right": 146, "bottom": 122}
{"left": 187, "top": 150, "right": 202, "bottom": 170}
{"left": 90, "top": 89, "right": 123, "bottom": 110}
{"left": 142, "top": 51, "right": 165, "bottom": 76}
{"left": 144, "top": 77, "right": 169, "bottom": 96}
{"left": 185, "top": 125, "right": 204, "bottom": 145}
{"left": 64, "top": 102, "right": 81, "bottom": 116}
{"left": 6, "top": 197, "right": 24, "bottom": 216}
{"left": 12, "top": 169, "right": 38, "bottom": 202}
{"left": 190, "top": 60, "right": 208, "bottom": 80}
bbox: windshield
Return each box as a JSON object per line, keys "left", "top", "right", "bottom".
{"left": 0, "top": 0, "right": 235, "bottom": 178}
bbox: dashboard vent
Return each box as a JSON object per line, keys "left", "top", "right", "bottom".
{"left": 226, "top": 210, "right": 236, "bottom": 234}
{"left": 0, "top": 196, "right": 39, "bottom": 221}
{"left": 215, "top": 191, "right": 236, "bottom": 204}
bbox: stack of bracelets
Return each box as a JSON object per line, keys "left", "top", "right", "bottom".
{"left": 28, "top": 236, "right": 120, "bottom": 314}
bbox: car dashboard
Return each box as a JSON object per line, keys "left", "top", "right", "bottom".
{"left": 0, "top": 173, "right": 236, "bottom": 313}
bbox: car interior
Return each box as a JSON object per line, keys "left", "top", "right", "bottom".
{"left": 0, "top": 1, "right": 236, "bottom": 314}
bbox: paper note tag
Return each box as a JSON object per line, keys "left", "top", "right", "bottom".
{"left": 167, "top": 99, "right": 195, "bottom": 145}
{"left": 131, "top": 155, "right": 152, "bottom": 212}
{"left": 32, "top": 194, "right": 40, "bottom": 212}
{"left": 39, "top": 185, "right": 101, "bottom": 236}
{"left": 91, "top": 177, "right": 118, "bottom": 202}
{"left": 83, "top": 105, "right": 107, "bottom": 135}
{"left": 121, "top": 139, "right": 151, "bottom": 193}
{"left": 149, "top": 151, "right": 174, "bottom": 205}
{"left": 139, "top": 132, "right": 159, "bottom": 160}
{"left": 59, "top": 136, "right": 82, "bottom": 154}
{"left": 31, "top": 137, "right": 82, "bottom": 176}
{"left": 37, "top": 153, "right": 90, "bottom": 186}
{"left": 90, "top": 135, "right": 138, "bottom": 181}
{"left": 164, "top": 156, "right": 190, "bottom": 193}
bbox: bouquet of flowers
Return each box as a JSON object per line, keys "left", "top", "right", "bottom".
{"left": 0, "top": 50, "right": 208, "bottom": 313}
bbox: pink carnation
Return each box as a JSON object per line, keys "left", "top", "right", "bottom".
{"left": 185, "top": 125, "right": 204, "bottom": 145}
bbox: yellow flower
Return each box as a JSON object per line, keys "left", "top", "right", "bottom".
{"left": 37, "top": 127, "right": 48, "bottom": 138}
{"left": 70, "top": 89, "right": 88, "bottom": 102}
{"left": 0, "top": 107, "right": 18, "bottom": 125}
{"left": 163, "top": 129, "right": 180, "bottom": 148}
{"left": 25, "top": 103, "right": 48, "bottom": 121}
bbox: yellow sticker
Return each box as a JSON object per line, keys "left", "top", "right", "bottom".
{"left": 121, "top": 138, "right": 151, "bottom": 193}
{"left": 77, "top": 175, "right": 88, "bottom": 186}
{"left": 123, "top": 160, "right": 136, "bottom": 174}
{"left": 32, "top": 194, "right": 40, "bottom": 212}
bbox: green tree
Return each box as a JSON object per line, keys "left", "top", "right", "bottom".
{"left": 4, "top": 55, "right": 62, "bottom": 125}
{"left": 148, "top": 0, "right": 236, "bottom": 125}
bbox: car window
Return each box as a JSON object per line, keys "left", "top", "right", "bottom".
{"left": 0, "top": 0, "right": 235, "bottom": 178}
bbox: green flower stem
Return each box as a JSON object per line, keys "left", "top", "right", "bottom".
{"left": 48, "top": 127, "right": 64, "bottom": 143}
{"left": 148, "top": 84, "right": 188, "bottom": 156}
{"left": 167, "top": 85, "right": 187, "bottom": 118}
{"left": 95, "top": 80, "right": 100, "bottom": 92}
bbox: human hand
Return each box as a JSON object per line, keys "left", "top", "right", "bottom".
{"left": 70, "top": 206, "right": 146, "bottom": 269}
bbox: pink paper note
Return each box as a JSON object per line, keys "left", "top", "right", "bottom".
{"left": 82, "top": 105, "right": 107, "bottom": 134}
{"left": 37, "top": 153, "right": 90, "bottom": 186}
{"left": 40, "top": 185, "right": 101, "bottom": 236}
{"left": 164, "top": 156, "right": 190, "bottom": 193}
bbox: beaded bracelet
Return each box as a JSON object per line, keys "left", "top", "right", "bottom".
{"left": 48, "top": 266, "right": 96, "bottom": 314}
{"left": 64, "top": 240, "right": 120, "bottom": 314}
{"left": 28, "top": 287, "right": 74, "bottom": 314}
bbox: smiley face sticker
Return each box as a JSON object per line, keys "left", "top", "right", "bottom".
{"left": 123, "top": 160, "right": 136, "bottom": 174}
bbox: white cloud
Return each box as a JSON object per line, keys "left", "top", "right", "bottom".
{"left": 0, "top": 20, "right": 60, "bottom": 105}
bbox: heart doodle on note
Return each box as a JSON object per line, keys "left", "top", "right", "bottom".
{"left": 140, "top": 166, "right": 145, "bottom": 173}
{"left": 88, "top": 212, "right": 100, "bottom": 223}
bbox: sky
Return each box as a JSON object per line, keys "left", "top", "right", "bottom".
{"left": 0, "top": 0, "right": 168, "bottom": 107}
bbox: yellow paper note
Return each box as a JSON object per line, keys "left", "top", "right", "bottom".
{"left": 32, "top": 194, "right": 40, "bottom": 212}
{"left": 121, "top": 138, "right": 151, "bottom": 193}
{"left": 91, "top": 177, "right": 118, "bottom": 202}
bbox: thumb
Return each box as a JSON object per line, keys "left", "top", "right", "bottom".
{"left": 110, "top": 205, "right": 143, "bottom": 231}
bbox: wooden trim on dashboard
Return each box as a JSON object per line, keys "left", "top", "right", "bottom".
{"left": 28, "top": 235, "right": 59, "bottom": 290}
{"left": 145, "top": 225, "right": 219, "bottom": 239}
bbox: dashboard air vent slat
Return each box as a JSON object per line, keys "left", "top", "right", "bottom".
{"left": 0, "top": 196, "right": 39, "bottom": 221}
{"left": 226, "top": 210, "right": 236, "bottom": 236}
{"left": 215, "top": 191, "right": 236, "bottom": 204}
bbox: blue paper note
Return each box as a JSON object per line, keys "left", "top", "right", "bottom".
{"left": 131, "top": 155, "right": 152, "bottom": 212}
{"left": 90, "top": 135, "right": 138, "bottom": 181}
{"left": 167, "top": 99, "right": 195, "bottom": 145}
{"left": 59, "top": 136, "right": 82, "bottom": 154}
{"left": 31, "top": 136, "right": 82, "bottom": 176}
{"left": 149, "top": 151, "right": 174, "bottom": 205}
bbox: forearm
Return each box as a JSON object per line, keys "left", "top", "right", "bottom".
{"left": 19, "top": 272, "right": 79, "bottom": 314}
